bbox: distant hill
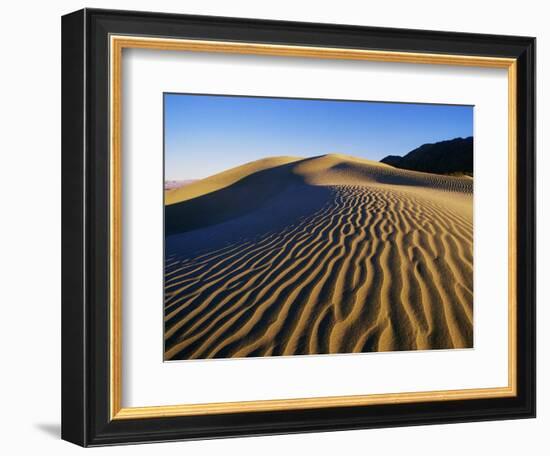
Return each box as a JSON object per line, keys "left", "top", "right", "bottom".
{"left": 380, "top": 137, "right": 473, "bottom": 175}
{"left": 164, "top": 179, "right": 197, "bottom": 191}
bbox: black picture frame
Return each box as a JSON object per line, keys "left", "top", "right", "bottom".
{"left": 62, "top": 8, "right": 535, "bottom": 447}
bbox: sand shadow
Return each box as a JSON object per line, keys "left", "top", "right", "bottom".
{"left": 165, "top": 160, "right": 307, "bottom": 236}
{"left": 165, "top": 176, "right": 333, "bottom": 258}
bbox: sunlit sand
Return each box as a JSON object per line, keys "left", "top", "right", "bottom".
{"left": 164, "top": 154, "right": 473, "bottom": 360}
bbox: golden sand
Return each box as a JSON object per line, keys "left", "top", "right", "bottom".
{"left": 164, "top": 154, "right": 473, "bottom": 360}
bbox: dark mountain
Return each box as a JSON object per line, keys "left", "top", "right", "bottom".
{"left": 380, "top": 137, "right": 473, "bottom": 175}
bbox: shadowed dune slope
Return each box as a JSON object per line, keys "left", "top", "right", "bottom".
{"left": 164, "top": 154, "right": 473, "bottom": 360}
{"left": 165, "top": 156, "right": 302, "bottom": 205}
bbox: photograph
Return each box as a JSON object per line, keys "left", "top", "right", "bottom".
{"left": 163, "top": 94, "right": 474, "bottom": 361}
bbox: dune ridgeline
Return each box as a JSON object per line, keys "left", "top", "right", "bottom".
{"left": 164, "top": 154, "right": 473, "bottom": 360}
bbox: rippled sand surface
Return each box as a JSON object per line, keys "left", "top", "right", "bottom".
{"left": 164, "top": 154, "right": 473, "bottom": 360}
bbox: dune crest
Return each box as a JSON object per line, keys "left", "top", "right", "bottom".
{"left": 164, "top": 154, "right": 473, "bottom": 360}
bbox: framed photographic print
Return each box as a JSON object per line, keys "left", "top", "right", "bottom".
{"left": 61, "top": 8, "right": 536, "bottom": 447}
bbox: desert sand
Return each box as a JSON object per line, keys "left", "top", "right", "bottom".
{"left": 164, "top": 154, "right": 473, "bottom": 360}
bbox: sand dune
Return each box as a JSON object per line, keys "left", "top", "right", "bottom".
{"left": 164, "top": 154, "right": 473, "bottom": 360}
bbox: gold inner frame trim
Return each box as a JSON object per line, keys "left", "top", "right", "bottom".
{"left": 109, "top": 35, "right": 518, "bottom": 420}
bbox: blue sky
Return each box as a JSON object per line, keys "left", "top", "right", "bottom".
{"left": 164, "top": 93, "right": 473, "bottom": 180}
